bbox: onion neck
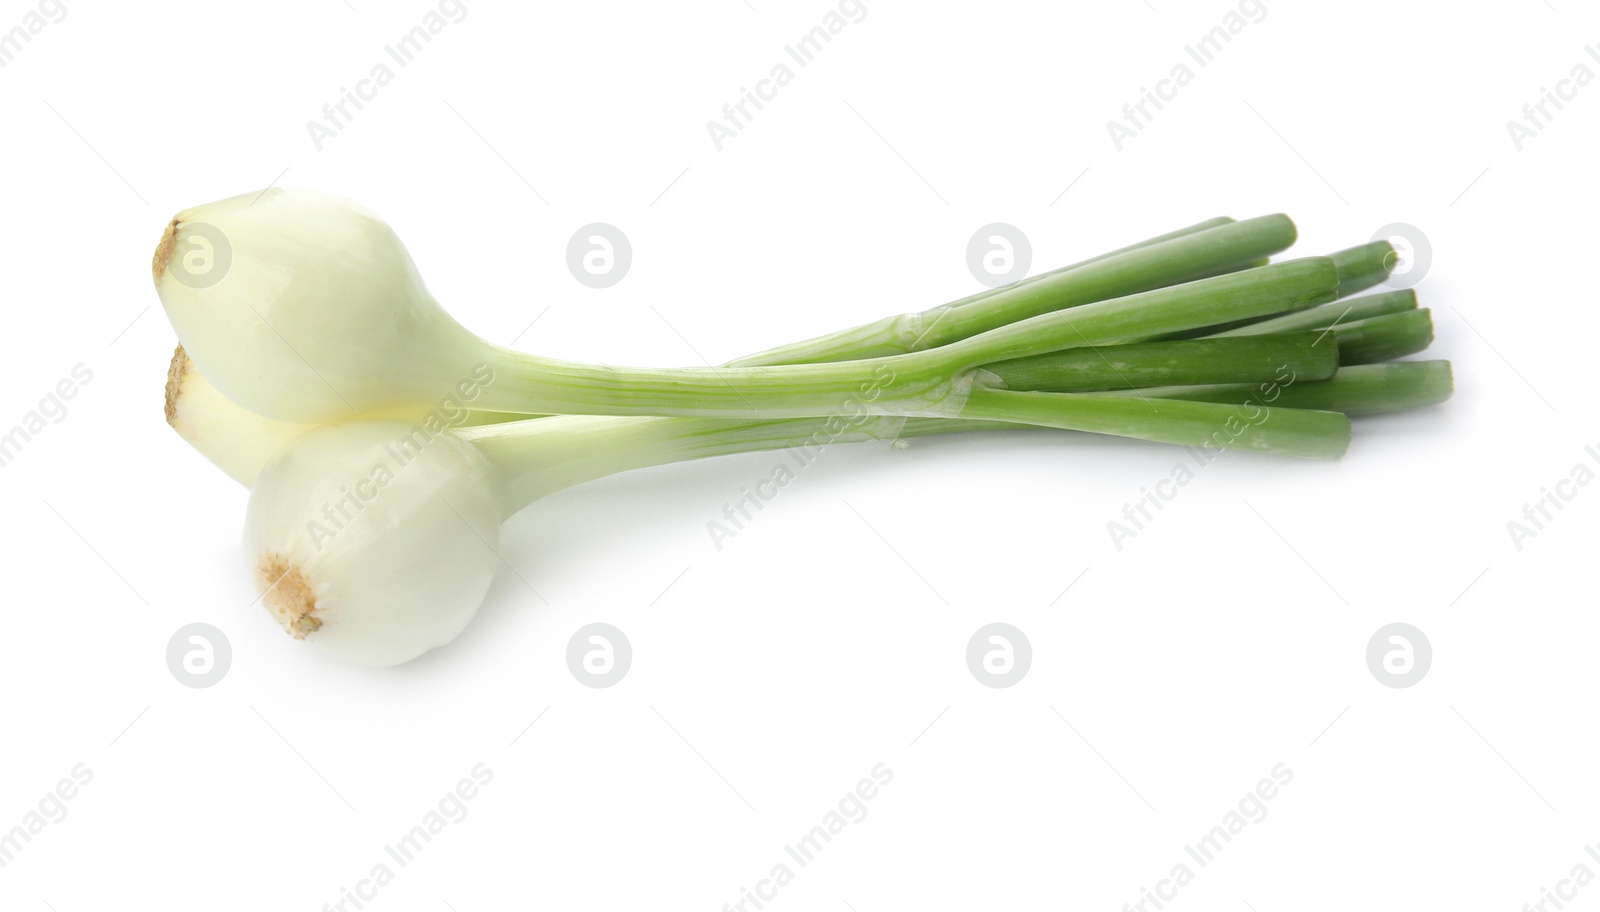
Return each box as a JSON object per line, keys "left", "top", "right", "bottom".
{"left": 467, "top": 342, "right": 962, "bottom": 420}
{"left": 458, "top": 414, "right": 910, "bottom": 517}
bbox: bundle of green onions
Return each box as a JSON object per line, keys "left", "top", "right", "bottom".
{"left": 155, "top": 189, "right": 1451, "bottom": 666}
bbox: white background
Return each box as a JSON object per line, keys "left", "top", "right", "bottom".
{"left": 1, "top": 1, "right": 1596, "bottom": 910}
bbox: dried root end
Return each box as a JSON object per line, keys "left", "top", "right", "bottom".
{"left": 152, "top": 217, "right": 180, "bottom": 282}
{"left": 257, "top": 554, "right": 322, "bottom": 639}
{"left": 164, "top": 345, "right": 189, "bottom": 427}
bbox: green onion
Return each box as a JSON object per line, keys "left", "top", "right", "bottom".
{"left": 1329, "top": 239, "right": 1398, "bottom": 297}
{"left": 984, "top": 333, "right": 1337, "bottom": 392}
{"left": 1113, "top": 361, "right": 1453, "bottom": 415}
{"left": 1333, "top": 310, "right": 1434, "bottom": 365}
{"left": 956, "top": 390, "right": 1350, "bottom": 459}
{"left": 149, "top": 191, "right": 1455, "bottom": 667}
{"left": 727, "top": 214, "right": 1300, "bottom": 365}
{"left": 158, "top": 187, "right": 1336, "bottom": 425}
{"left": 1211, "top": 289, "right": 1417, "bottom": 337}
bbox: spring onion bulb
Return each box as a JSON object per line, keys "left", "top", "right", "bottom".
{"left": 166, "top": 345, "right": 308, "bottom": 486}
{"left": 165, "top": 345, "right": 529, "bottom": 486}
